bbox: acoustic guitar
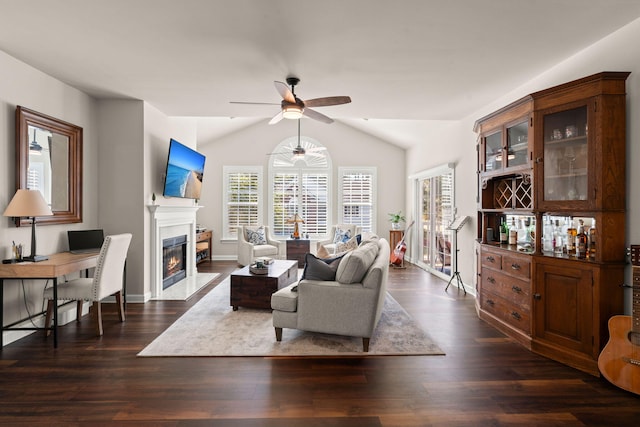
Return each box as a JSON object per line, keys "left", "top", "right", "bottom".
{"left": 390, "top": 220, "right": 415, "bottom": 266}
{"left": 597, "top": 261, "right": 640, "bottom": 395}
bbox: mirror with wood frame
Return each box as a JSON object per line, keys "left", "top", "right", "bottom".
{"left": 15, "top": 106, "right": 83, "bottom": 226}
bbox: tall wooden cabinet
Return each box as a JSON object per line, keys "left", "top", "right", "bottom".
{"left": 475, "top": 72, "right": 629, "bottom": 375}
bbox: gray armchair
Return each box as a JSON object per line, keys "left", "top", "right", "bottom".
{"left": 237, "top": 225, "right": 284, "bottom": 266}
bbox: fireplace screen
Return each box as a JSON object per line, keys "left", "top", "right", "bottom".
{"left": 162, "top": 235, "right": 187, "bottom": 289}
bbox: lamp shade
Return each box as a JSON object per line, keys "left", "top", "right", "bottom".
{"left": 286, "top": 213, "right": 305, "bottom": 224}
{"left": 3, "top": 189, "right": 53, "bottom": 218}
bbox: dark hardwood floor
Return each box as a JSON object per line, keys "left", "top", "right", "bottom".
{"left": 1, "top": 261, "right": 638, "bottom": 426}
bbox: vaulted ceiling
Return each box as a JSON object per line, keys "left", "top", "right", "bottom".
{"left": 2, "top": 0, "right": 640, "bottom": 147}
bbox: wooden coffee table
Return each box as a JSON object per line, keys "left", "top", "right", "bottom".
{"left": 230, "top": 260, "right": 298, "bottom": 310}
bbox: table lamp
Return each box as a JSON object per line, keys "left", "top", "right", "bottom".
{"left": 3, "top": 189, "right": 53, "bottom": 262}
{"left": 286, "top": 213, "right": 305, "bottom": 239}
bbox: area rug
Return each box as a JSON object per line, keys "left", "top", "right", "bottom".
{"left": 138, "top": 277, "right": 444, "bottom": 357}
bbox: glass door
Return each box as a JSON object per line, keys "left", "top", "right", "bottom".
{"left": 506, "top": 120, "right": 529, "bottom": 169}
{"left": 483, "top": 131, "right": 502, "bottom": 173}
{"left": 540, "top": 104, "right": 590, "bottom": 208}
{"left": 415, "top": 167, "right": 454, "bottom": 277}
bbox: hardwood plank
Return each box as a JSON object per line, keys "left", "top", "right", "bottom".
{"left": 0, "top": 261, "right": 638, "bottom": 425}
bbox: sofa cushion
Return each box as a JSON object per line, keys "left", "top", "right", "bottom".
{"left": 253, "top": 244, "right": 278, "bottom": 257}
{"left": 245, "top": 226, "right": 267, "bottom": 245}
{"left": 301, "top": 253, "right": 344, "bottom": 281}
{"left": 271, "top": 284, "right": 298, "bottom": 312}
{"left": 335, "top": 241, "right": 379, "bottom": 284}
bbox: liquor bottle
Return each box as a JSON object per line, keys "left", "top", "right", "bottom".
{"left": 543, "top": 217, "right": 554, "bottom": 252}
{"left": 576, "top": 219, "right": 587, "bottom": 259}
{"left": 589, "top": 218, "right": 596, "bottom": 260}
{"left": 553, "top": 219, "right": 564, "bottom": 256}
{"left": 566, "top": 218, "right": 576, "bottom": 256}
{"left": 508, "top": 217, "right": 517, "bottom": 245}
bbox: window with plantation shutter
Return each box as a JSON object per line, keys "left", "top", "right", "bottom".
{"left": 223, "top": 166, "right": 263, "bottom": 239}
{"left": 271, "top": 172, "right": 329, "bottom": 238}
{"left": 338, "top": 168, "right": 376, "bottom": 232}
{"left": 301, "top": 173, "right": 328, "bottom": 236}
{"left": 269, "top": 136, "right": 331, "bottom": 239}
{"left": 272, "top": 173, "right": 299, "bottom": 237}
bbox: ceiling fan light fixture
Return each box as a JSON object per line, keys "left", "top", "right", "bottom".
{"left": 30, "top": 128, "right": 43, "bottom": 155}
{"left": 282, "top": 105, "right": 303, "bottom": 120}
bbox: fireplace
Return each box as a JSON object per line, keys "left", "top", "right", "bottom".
{"left": 149, "top": 205, "right": 201, "bottom": 299}
{"left": 162, "top": 235, "right": 187, "bottom": 289}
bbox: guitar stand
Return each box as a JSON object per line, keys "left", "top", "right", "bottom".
{"left": 444, "top": 216, "right": 468, "bottom": 295}
{"left": 390, "top": 259, "right": 406, "bottom": 269}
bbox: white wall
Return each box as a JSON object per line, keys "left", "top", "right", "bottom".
{"left": 406, "top": 16, "right": 640, "bottom": 312}
{"left": 196, "top": 117, "right": 406, "bottom": 259}
{"left": 96, "top": 99, "right": 198, "bottom": 301}
{"left": 0, "top": 50, "right": 98, "bottom": 329}
{"left": 96, "top": 99, "right": 145, "bottom": 299}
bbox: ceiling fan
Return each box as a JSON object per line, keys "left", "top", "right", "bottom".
{"left": 267, "top": 120, "right": 327, "bottom": 162}
{"left": 231, "top": 76, "right": 351, "bottom": 124}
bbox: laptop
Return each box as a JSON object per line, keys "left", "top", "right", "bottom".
{"left": 68, "top": 229, "right": 105, "bottom": 254}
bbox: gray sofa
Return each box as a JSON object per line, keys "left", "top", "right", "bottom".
{"left": 271, "top": 237, "right": 390, "bottom": 351}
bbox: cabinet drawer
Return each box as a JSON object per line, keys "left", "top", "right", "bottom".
{"left": 481, "top": 270, "right": 530, "bottom": 309}
{"left": 501, "top": 254, "right": 531, "bottom": 279}
{"left": 481, "top": 251, "right": 502, "bottom": 269}
{"left": 197, "top": 230, "right": 212, "bottom": 240}
{"left": 480, "top": 290, "right": 531, "bottom": 334}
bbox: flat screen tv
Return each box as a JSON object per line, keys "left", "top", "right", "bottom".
{"left": 162, "top": 138, "right": 206, "bottom": 199}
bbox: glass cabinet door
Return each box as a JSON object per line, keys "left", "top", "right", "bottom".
{"left": 506, "top": 120, "right": 528, "bottom": 168}
{"left": 484, "top": 131, "right": 502, "bottom": 172}
{"left": 542, "top": 106, "right": 588, "bottom": 202}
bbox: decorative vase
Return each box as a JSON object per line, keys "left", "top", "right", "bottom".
{"left": 391, "top": 222, "right": 401, "bottom": 230}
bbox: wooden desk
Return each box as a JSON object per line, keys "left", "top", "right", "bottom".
{"left": 0, "top": 251, "right": 98, "bottom": 349}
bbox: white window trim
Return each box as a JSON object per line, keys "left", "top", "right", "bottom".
{"left": 337, "top": 166, "right": 377, "bottom": 234}
{"left": 222, "top": 165, "right": 263, "bottom": 240}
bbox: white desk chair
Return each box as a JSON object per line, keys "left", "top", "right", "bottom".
{"left": 44, "top": 233, "right": 132, "bottom": 336}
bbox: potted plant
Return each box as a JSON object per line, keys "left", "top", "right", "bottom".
{"left": 388, "top": 211, "right": 405, "bottom": 230}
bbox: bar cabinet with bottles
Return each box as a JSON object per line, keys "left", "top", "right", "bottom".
{"left": 475, "top": 72, "right": 629, "bottom": 375}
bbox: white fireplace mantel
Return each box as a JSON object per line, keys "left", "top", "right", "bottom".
{"left": 148, "top": 205, "right": 202, "bottom": 299}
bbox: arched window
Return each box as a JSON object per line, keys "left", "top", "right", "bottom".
{"left": 269, "top": 135, "right": 331, "bottom": 238}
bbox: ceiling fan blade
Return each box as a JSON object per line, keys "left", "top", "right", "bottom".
{"left": 269, "top": 111, "right": 284, "bottom": 125}
{"left": 303, "top": 108, "right": 334, "bottom": 124}
{"left": 307, "top": 146, "right": 327, "bottom": 152}
{"left": 304, "top": 96, "right": 352, "bottom": 108}
{"left": 306, "top": 152, "right": 325, "bottom": 158}
{"left": 230, "top": 101, "right": 280, "bottom": 105}
{"left": 274, "top": 81, "right": 295, "bottom": 104}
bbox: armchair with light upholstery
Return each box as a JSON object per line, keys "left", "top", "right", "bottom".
{"left": 237, "top": 225, "right": 285, "bottom": 266}
{"left": 316, "top": 224, "right": 362, "bottom": 255}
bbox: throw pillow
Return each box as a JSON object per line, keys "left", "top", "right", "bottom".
{"left": 335, "top": 235, "right": 358, "bottom": 254}
{"left": 335, "top": 241, "right": 379, "bottom": 284}
{"left": 245, "top": 226, "right": 267, "bottom": 245}
{"left": 333, "top": 227, "right": 352, "bottom": 244}
{"left": 317, "top": 244, "right": 331, "bottom": 259}
{"left": 301, "top": 253, "right": 344, "bottom": 281}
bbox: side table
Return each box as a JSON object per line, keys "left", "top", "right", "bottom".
{"left": 389, "top": 230, "right": 403, "bottom": 253}
{"left": 286, "top": 239, "right": 310, "bottom": 267}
